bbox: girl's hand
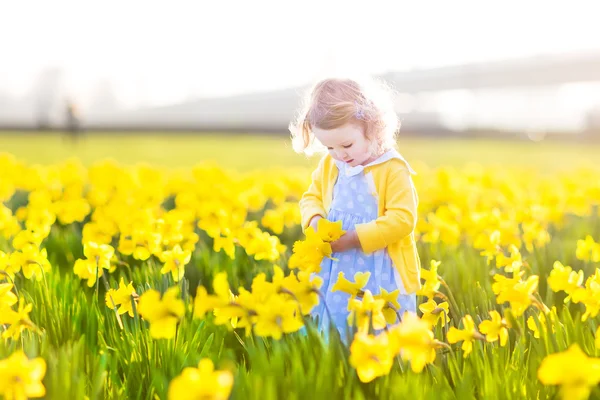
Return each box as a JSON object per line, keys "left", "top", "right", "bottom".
{"left": 331, "top": 230, "right": 360, "bottom": 253}
{"left": 309, "top": 215, "right": 323, "bottom": 231}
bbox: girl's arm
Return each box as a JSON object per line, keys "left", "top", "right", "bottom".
{"left": 299, "top": 156, "right": 327, "bottom": 232}
{"left": 354, "top": 162, "right": 418, "bottom": 253}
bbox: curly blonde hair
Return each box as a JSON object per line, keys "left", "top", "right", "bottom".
{"left": 289, "top": 75, "right": 400, "bottom": 156}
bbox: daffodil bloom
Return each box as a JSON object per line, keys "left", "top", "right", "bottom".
{"left": 416, "top": 260, "right": 441, "bottom": 299}
{"left": 168, "top": 358, "right": 233, "bottom": 400}
{"left": 261, "top": 208, "right": 285, "bottom": 235}
{"left": 331, "top": 271, "right": 371, "bottom": 298}
{"left": 82, "top": 221, "right": 114, "bottom": 245}
{"left": 538, "top": 344, "right": 600, "bottom": 400}
{"left": 0, "top": 251, "right": 20, "bottom": 278}
{"left": 0, "top": 204, "right": 20, "bottom": 239}
{"left": 193, "top": 286, "right": 228, "bottom": 320}
{"left": 244, "top": 231, "right": 284, "bottom": 262}
{"left": 478, "top": 310, "right": 508, "bottom": 346}
{"left": 447, "top": 315, "right": 481, "bottom": 358}
{"left": 570, "top": 269, "right": 600, "bottom": 321}
{"left": 0, "top": 351, "right": 46, "bottom": 400}
{"left": 374, "top": 287, "right": 401, "bottom": 324}
{"left": 288, "top": 229, "right": 333, "bottom": 273}
{"left": 281, "top": 202, "right": 301, "bottom": 228}
{"left": 83, "top": 241, "right": 114, "bottom": 270}
{"left": 159, "top": 245, "right": 191, "bottom": 282}
{"left": 105, "top": 278, "right": 138, "bottom": 317}
{"left": 547, "top": 261, "right": 584, "bottom": 301}
{"left": 276, "top": 269, "right": 323, "bottom": 315}
{"left": 53, "top": 196, "right": 91, "bottom": 225}
{"left": 11, "top": 229, "right": 45, "bottom": 250}
{"left": 495, "top": 244, "right": 523, "bottom": 273}
{"left": 527, "top": 307, "right": 557, "bottom": 339}
{"left": 213, "top": 301, "right": 252, "bottom": 331}
{"left": 476, "top": 230, "right": 502, "bottom": 265}
{"left": 315, "top": 218, "right": 345, "bottom": 242}
{"left": 74, "top": 258, "right": 105, "bottom": 287}
{"left": 492, "top": 272, "right": 539, "bottom": 317}
{"left": 253, "top": 296, "right": 304, "bottom": 339}
{"left": 389, "top": 312, "right": 438, "bottom": 372}
{"left": 10, "top": 244, "right": 51, "bottom": 281}
{"left": 419, "top": 298, "right": 451, "bottom": 327}
{"left": 0, "top": 283, "right": 18, "bottom": 308}
{"left": 1, "top": 298, "right": 38, "bottom": 340}
{"left": 347, "top": 290, "right": 387, "bottom": 333}
{"left": 349, "top": 332, "right": 394, "bottom": 382}
{"left": 137, "top": 287, "right": 185, "bottom": 339}
{"left": 213, "top": 235, "right": 236, "bottom": 260}
{"left": 521, "top": 220, "right": 551, "bottom": 253}
{"left": 576, "top": 235, "right": 600, "bottom": 263}
{"left": 287, "top": 249, "right": 323, "bottom": 274}
{"left": 118, "top": 230, "right": 162, "bottom": 261}
{"left": 193, "top": 272, "right": 254, "bottom": 331}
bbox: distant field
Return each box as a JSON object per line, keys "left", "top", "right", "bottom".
{"left": 1, "top": 131, "right": 599, "bottom": 171}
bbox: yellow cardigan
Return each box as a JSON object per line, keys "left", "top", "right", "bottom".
{"left": 299, "top": 151, "right": 422, "bottom": 294}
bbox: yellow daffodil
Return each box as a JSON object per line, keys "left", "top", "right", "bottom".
{"left": 168, "top": 358, "right": 233, "bottom": 400}
{"left": 416, "top": 260, "right": 441, "bottom": 299}
{"left": 83, "top": 241, "right": 114, "bottom": 270}
{"left": 1, "top": 298, "right": 39, "bottom": 340}
{"left": 137, "top": 287, "right": 185, "bottom": 339}
{"left": 349, "top": 332, "right": 394, "bottom": 383}
{"left": 538, "top": 344, "right": 600, "bottom": 400}
{"left": 478, "top": 310, "right": 508, "bottom": 346}
{"left": 389, "top": 312, "right": 438, "bottom": 372}
{"left": 0, "top": 351, "right": 46, "bottom": 400}
{"left": 419, "top": 298, "right": 451, "bottom": 327}
{"left": 0, "top": 283, "right": 18, "bottom": 308}
{"left": 576, "top": 235, "right": 600, "bottom": 263}
{"left": 447, "top": 315, "right": 481, "bottom": 358}
{"left": 548, "top": 261, "right": 584, "bottom": 301}
{"left": 159, "top": 245, "right": 192, "bottom": 282}
{"left": 331, "top": 271, "right": 371, "bottom": 298}
{"left": 316, "top": 218, "right": 345, "bottom": 242}
{"left": 492, "top": 272, "right": 539, "bottom": 317}
{"left": 105, "top": 278, "right": 138, "bottom": 317}
{"left": 347, "top": 290, "right": 387, "bottom": 333}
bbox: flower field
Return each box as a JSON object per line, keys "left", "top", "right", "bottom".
{"left": 1, "top": 135, "right": 600, "bottom": 399}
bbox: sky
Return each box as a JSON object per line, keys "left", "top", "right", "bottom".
{"left": 1, "top": 0, "right": 599, "bottom": 110}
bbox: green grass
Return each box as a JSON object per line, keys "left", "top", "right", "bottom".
{"left": 1, "top": 131, "right": 600, "bottom": 170}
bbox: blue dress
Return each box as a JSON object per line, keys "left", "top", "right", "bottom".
{"left": 310, "top": 150, "right": 417, "bottom": 342}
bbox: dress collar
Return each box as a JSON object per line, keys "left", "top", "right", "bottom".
{"left": 335, "top": 149, "right": 417, "bottom": 177}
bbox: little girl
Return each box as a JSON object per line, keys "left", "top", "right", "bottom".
{"left": 289, "top": 76, "right": 422, "bottom": 340}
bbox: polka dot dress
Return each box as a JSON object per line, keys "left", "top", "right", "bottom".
{"left": 310, "top": 151, "right": 417, "bottom": 342}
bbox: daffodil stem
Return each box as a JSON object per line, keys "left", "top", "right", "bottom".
{"left": 314, "top": 289, "right": 346, "bottom": 349}
{"left": 441, "top": 309, "right": 449, "bottom": 338}
{"left": 438, "top": 277, "right": 461, "bottom": 319}
{"left": 95, "top": 260, "right": 100, "bottom": 301}
{"left": 313, "top": 289, "right": 334, "bottom": 330}
{"left": 531, "top": 293, "right": 550, "bottom": 313}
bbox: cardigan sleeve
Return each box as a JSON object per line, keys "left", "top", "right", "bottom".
{"left": 299, "top": 155, "right": 327, "bottom": 232}
{"left": 355, "top": 161, "right": 417, "bottom": 253}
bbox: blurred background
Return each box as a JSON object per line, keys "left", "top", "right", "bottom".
{"left": 1, "top": 0, "right": 600, "bottom": 169}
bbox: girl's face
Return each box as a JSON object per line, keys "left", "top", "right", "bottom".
{"left": 312, "top": 122, "right": 376, "bottom": 167}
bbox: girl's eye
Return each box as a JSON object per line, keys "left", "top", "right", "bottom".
{"left": 327, "top": 147, "right": 333, "bottom": 150}
{"left": 343, "top": 144, "right": 353, "bottom": 148}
